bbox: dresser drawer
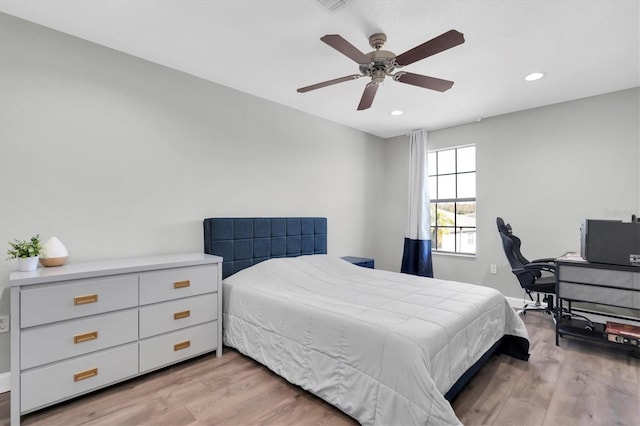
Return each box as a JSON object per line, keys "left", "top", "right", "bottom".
{"left": 139, "top": 293, "right": 218, "bottom": 339}
{"left": 20, "top": 275, "right": 138, "bottom": 328}
{"left": 20, "top": 342, "right": 138, "bottom": 413}
{"left": 139, "top": 321, "right": 217, "bottom": 373}
{"left": 139, "top": 264, "right": 218, "bottom": 305}
{"left": 559, "top": 265, "right": 637, "bottom": 289}
{"left": 559, "top": 282, "right": 637, "bottom": 308}
{"left": 21, "top": 309, "right": 139, "bottom": 370}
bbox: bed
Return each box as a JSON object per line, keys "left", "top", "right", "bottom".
{"left": 203, "top": 217, "right": 529, "bottom": 425}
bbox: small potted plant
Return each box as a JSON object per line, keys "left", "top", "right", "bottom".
{"left": 7, "top": 234, "right": 43, "bottom": 271}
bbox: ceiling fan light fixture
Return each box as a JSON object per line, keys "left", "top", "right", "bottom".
{"left": 298, "top": 30, "right": 465, "bottom": 110}
{"left": 391, "top": 110, "right": 403, "bottom": 116}
{"left": 525, "top": 72, "right": 545, "bottom": 81}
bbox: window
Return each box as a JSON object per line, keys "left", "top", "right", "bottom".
{"left": 428, "top": 145, "right": 476, "bottom": 254}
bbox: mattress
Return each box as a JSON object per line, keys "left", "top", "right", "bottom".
{"left": 222, "top": 255, "right": 529, "bottom": 425}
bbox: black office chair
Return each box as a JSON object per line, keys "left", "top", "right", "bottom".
{"left": 497, "top": 217, "right": 557, "bottom": 316}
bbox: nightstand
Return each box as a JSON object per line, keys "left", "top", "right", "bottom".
{"left": 341, "top": 256, "right": 375, "bottom": 269}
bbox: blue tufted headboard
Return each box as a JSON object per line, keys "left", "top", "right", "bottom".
{"left": 203, "top": 217, "right": 327, "bottom": 279}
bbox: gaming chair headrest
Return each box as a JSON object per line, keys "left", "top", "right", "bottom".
{"left": 496, "top": 217, "right": 512, "bottom": 234}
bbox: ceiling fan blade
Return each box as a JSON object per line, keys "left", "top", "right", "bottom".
{"left": 321, "top": 34, "right": 371, "bottom": 65}
{"left": 357, "top": 83, "right": 379, "bottom": 110}
{"left": 297, "top": 74, "right": 361, "bottom": 93}
{"left": 394, "top": 30, "right": 465, "bottom": 66}
{"left": 394, "top": 72, "right": 454, "bottom": 92}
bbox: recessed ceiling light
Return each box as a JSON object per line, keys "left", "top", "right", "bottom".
{"left": 525, "top": 72, "right": 545, "bottom": 81}
{"left": 390, "top": 110, "right": 403, "bottom": 116}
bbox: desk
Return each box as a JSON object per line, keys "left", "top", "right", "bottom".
{"left": 555, "top": 254, "right": 640, "bottom": 351}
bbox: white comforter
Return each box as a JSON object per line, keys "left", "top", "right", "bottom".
{"left": 222, "top": 255, "right": 528, "bottom": 425}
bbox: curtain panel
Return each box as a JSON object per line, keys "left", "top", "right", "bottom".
{"left": 400, "top": 129, "right": 433, "bottom": 277}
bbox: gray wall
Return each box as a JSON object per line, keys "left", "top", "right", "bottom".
{"left": 0, "top": 14, "right": 384, "bottom": 375}
{"left": 378, "top": 88, "right": 640, "bottom": 298}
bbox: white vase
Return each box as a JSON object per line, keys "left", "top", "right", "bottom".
{"left": 19, "top": 256, "right": 39, "bottom": 272}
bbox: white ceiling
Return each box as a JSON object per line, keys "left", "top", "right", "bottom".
{"left": 1, "top": 0, "right": 638, "bottom": 139}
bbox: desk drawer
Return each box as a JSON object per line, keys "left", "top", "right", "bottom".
{"left": 21, "top": 342, "right": 138, "bottom": 413}
{"left": 21, "top": 309, "right": 138, "bottom": 370}
{"left": 139, "top": 293, "right": 218, "bottom": 339}
{"left": 559, "top": 266, "right": 636, "bottom": 289}
{"left": 20, "top": 275, "right": 138, "bottom": 328}
{"left": 559, "top": 282, "right": 638, "bottom": 308}
{"left": 139, "top": 321, "right": 217, "bottom": 373}
{"left": 139, "top": 264, "right": 218, "bottom": 305}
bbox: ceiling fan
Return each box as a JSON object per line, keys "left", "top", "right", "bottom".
{"left": 297, "top": 30, "right": 465, "bottom": 111}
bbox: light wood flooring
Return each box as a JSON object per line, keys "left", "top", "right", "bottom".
{"left": 1, "top": 311, "right": 639, "bottom": 425}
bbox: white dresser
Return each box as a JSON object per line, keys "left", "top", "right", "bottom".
{"left": 9, "top": 253, "right": 222, "bottom": 426}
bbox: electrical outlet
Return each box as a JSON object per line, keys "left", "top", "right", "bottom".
{"left": 0, "top": 315, "right": 9, "bottom": 333}
{"left": 490, "top": 264, "right": 498, "bottom": 274}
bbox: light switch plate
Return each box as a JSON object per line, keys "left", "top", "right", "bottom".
{"left": 0, "top": 315, "right": 9, "bottom": 333}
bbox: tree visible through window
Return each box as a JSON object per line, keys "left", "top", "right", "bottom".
{"left": 428, "top": 146, "right": 476, "bottom": 254}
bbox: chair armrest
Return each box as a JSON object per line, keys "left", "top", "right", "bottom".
{"left": 531, "top": 257, "right": 556, "bottom": 264}
{"left": 523, "top": 262, "right": 556, "bottom": 273}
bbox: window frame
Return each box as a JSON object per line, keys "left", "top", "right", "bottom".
{"left": 428, "top": 145, "right": 476, "bottom": 255}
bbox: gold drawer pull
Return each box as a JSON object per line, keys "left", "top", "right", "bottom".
{"left": 174, "top": 340, "right": 191, "bottom": 351}
{"left": 74, "top": 331, "right": 98, "bottom": 344}
{"left": 174, "top": 310, "right": 191, "bottom": 320}
{"left": 174, "top": 280, "right": 190, "bottom": 289}
{"left": 74, "top": 294, "right": 98, "bottom": 305}
{"left": 74, "top": 367, "right": 98, "bottom": 382}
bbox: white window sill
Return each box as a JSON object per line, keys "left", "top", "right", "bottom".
{"left": 432, "top": 251, "right": 476, "bottom": 259}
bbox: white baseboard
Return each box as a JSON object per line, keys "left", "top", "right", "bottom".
{"left": 0, "top": 372, "right": 9, "bottom": 393}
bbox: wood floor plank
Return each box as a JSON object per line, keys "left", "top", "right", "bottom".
{"left": 543, "top": 349, "right": 640, "bottom": 425}
{"left": 491, "top": 398, "right": 546, "bottom": 426}
{"left": 1, "top": 311, "right": 639, "bottom": 426}
{"left": 451, "top": 355, "right": 528, "bottom": 425}
{"left": 187, "top": 368, "right": 297, "bottom": 424}
{"left": 501, "top": 339, "right": 564, "bottom": 411}
{"left": 250, "top": 393, "right": 351, "bottom": 426}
